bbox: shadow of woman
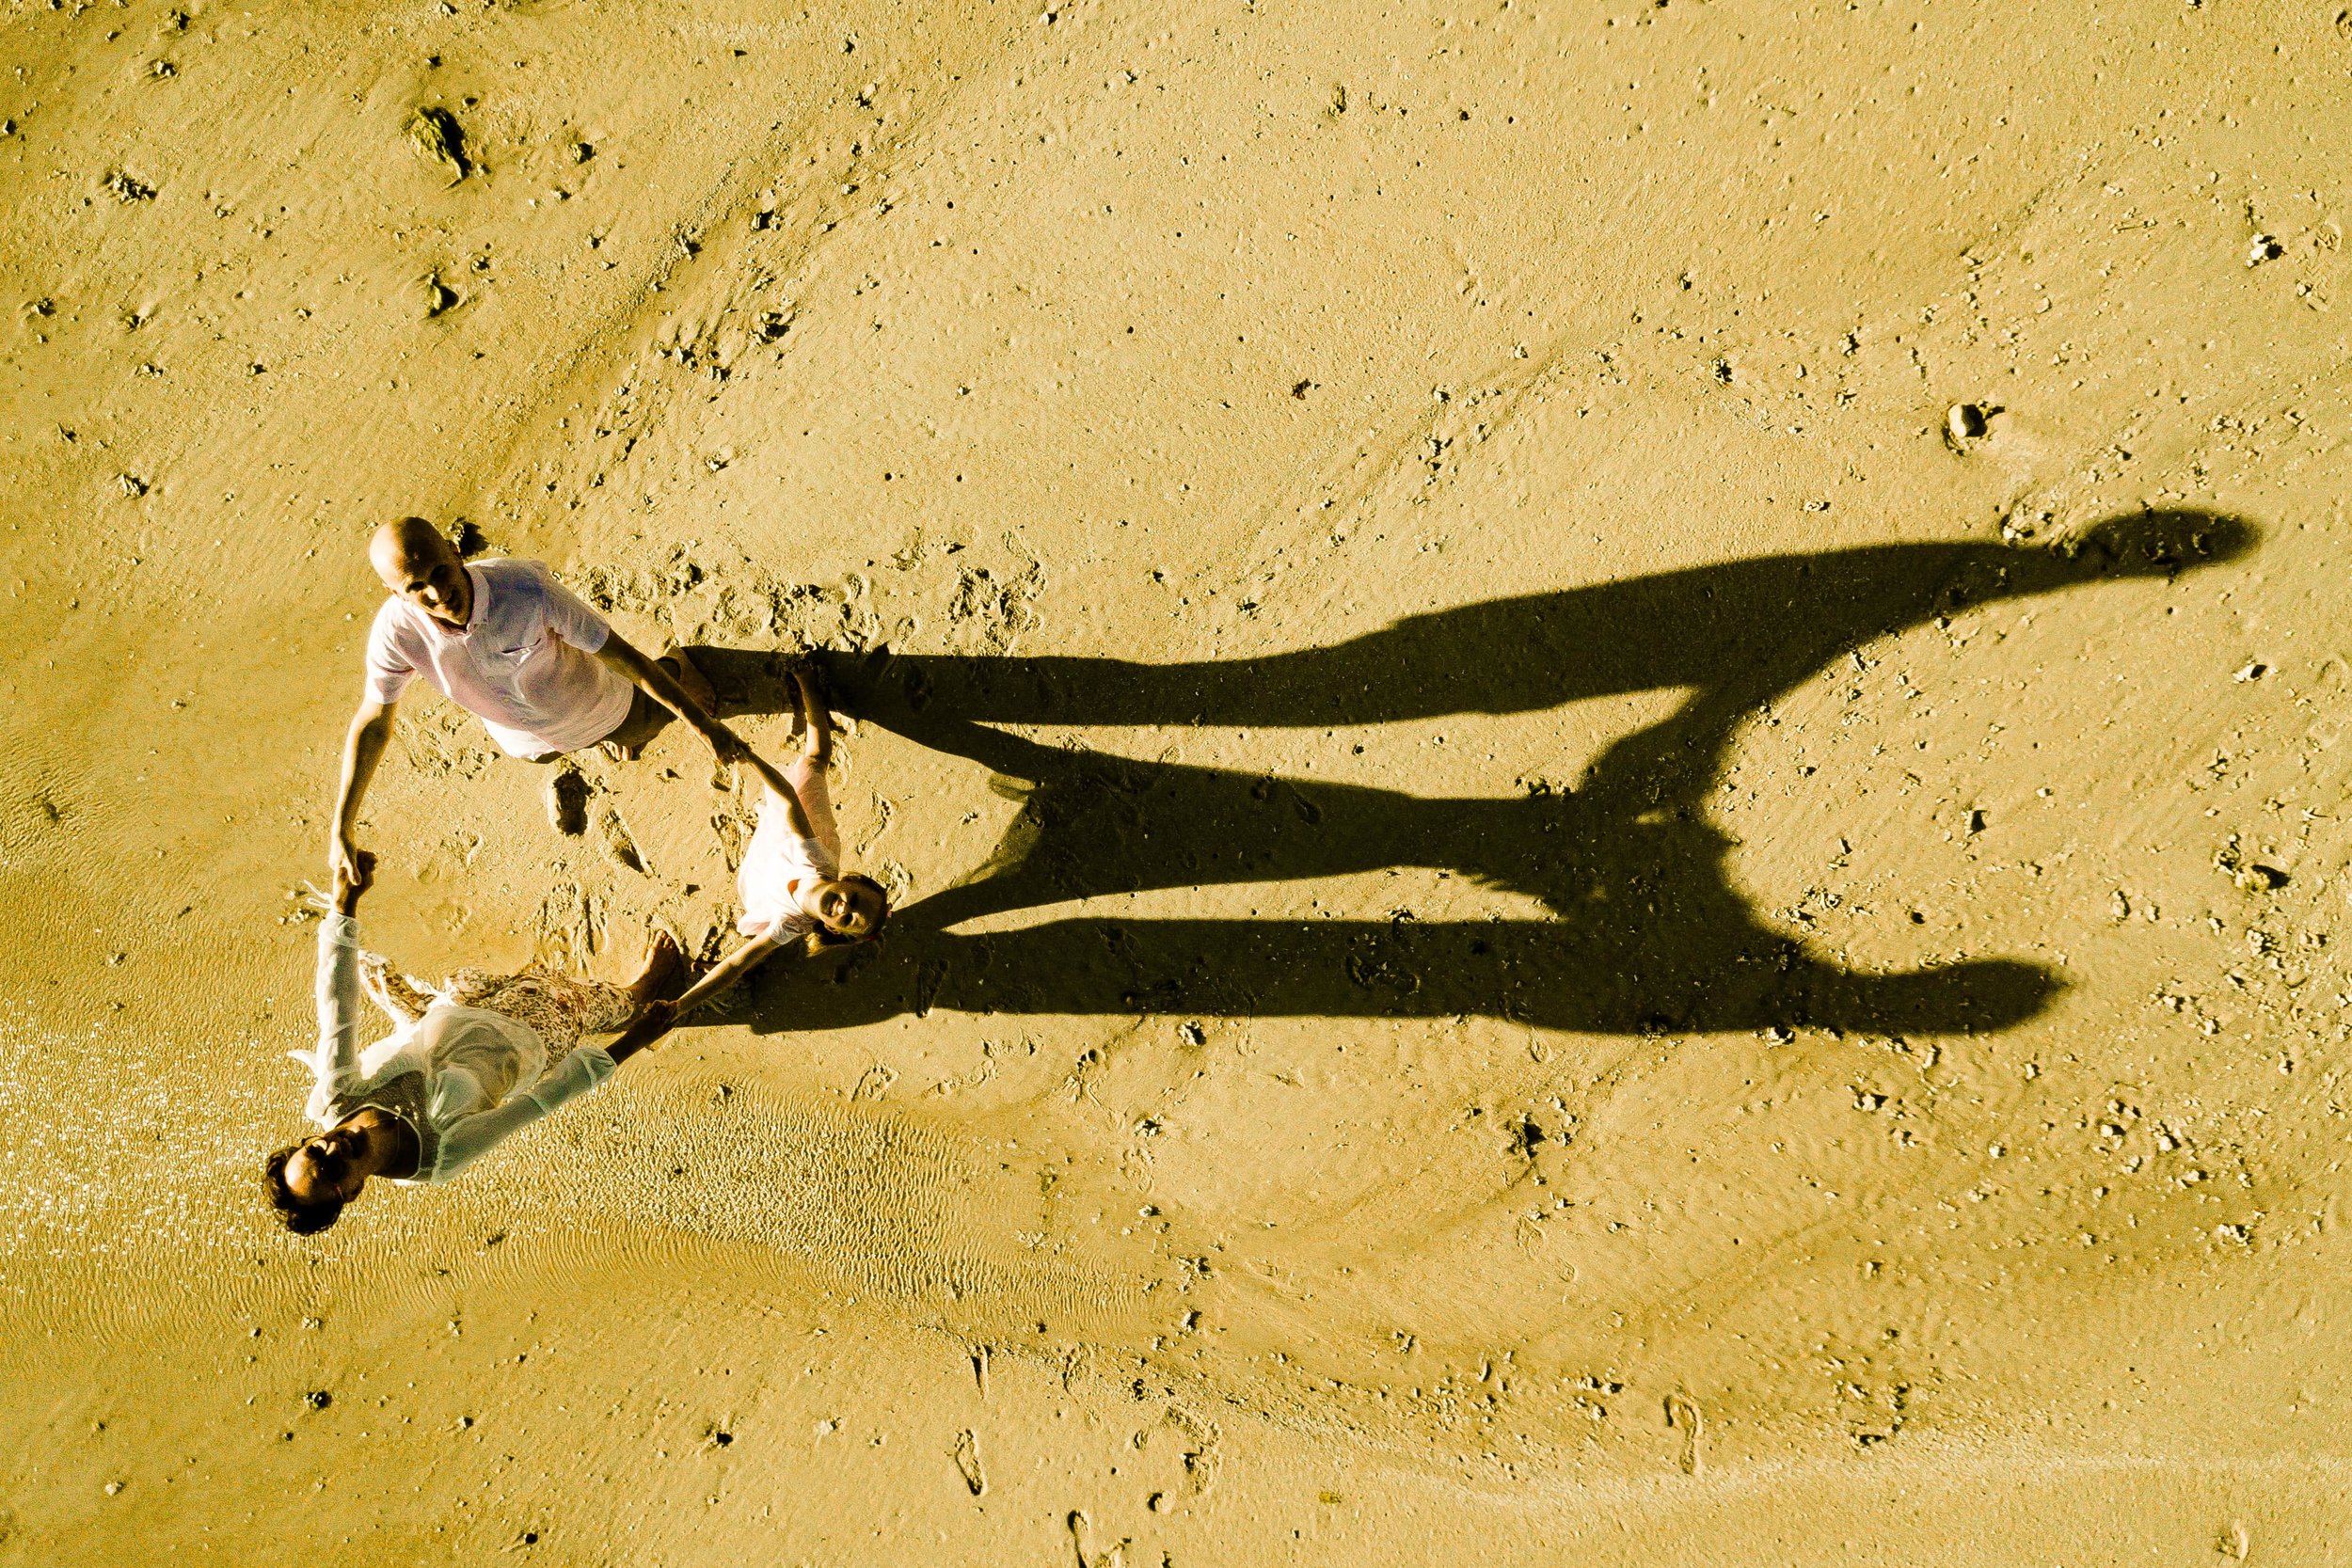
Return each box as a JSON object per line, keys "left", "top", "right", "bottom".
{"left": 692, "top": 509, "right": 2251, "bottom": 1039}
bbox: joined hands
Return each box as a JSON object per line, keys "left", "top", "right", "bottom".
{"left": 334, "top": 848, "right": 375, "bottom": 916}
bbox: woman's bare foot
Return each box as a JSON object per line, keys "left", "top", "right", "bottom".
{"left": 625, "top": 928, "right": 685, "bottom": 1006}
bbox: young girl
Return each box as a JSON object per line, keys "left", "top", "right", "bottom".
{"left": 610, "top": 666, "right": 887, "bottom": 1051}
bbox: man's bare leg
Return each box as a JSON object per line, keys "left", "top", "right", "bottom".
{"left": 660, "top": 645, "right": 717, "bottom": 715}
{"left": 598, "top": 693, "right": 659, "bottom": 763}
{"left": 598, "top": 649, "right": 714, "bottom": 763}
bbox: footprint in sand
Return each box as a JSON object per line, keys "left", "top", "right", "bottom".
{"left": 1065, "top": 1511, "right": 1126, "bottom": 1568}
{"left": 1663, "top": 1392, "right": 1703, "bottom": 1475}
{"left": 548, "top": 768, "right": 592, "bottom": 837}
{"left": 596, "top": 805, "right": 646, "bottom": 874}
{"left": 951, "top": 1429, "right": 985, "bottom": 1497}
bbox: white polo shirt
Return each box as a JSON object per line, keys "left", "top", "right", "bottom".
{"left": 362, "top": 558, "right": 634, "bottom": 758}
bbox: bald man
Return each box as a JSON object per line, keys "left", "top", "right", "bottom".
{"left": 328, "top": 517, "right": 740, "bottom": 881}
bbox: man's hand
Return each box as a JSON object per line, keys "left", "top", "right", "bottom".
{"left": 331, "top": 699, "right": 397, "bottom": 887}
{"left": 334, "top": 849, "right": 375, "bottom": 916}
{"left": 694, "top": 717, "right": 750, "bottom": 767}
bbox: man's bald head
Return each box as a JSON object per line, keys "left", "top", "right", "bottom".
{"left": 371, "top": 515, "right": 455, "bottom": 580}
{"left": 371, "top": 516, "right": 473, "bottom": 628}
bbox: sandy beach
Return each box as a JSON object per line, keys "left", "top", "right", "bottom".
{"left": 5, "top": 1, "right": 2350, "bottom": 1560}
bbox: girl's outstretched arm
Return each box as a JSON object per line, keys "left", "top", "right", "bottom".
{"left": 670, "top": 931, "right": 788, "bottom": 1015}
{"left": 604, "top": 932, "right": 787, "bottom": 1062}
{"left": 735, "top": 739, "right": 821, "bottom": 844}
{"left": 732, "top": 665, "right": 834, "bottom": 842}
{"left": 792, "top": 667, "right": 833, "bottom": 768}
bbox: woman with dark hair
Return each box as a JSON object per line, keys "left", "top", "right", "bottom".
{"left": 264, "top": 851, "right": 681, "bottom": 1235}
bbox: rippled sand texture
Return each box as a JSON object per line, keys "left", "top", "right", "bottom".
{"left": 6, "top": 1, "right": 2351, "bottom": 1561}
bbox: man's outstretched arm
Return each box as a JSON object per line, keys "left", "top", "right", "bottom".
{"left": 329, "top": 699, "right": 397, "bottom": 882}
{"left": 593, "top": 633, "right": 744, "bottom": 763}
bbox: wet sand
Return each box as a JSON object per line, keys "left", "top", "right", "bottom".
{"left": 5, "top": 1, "right": 2350, "bottom": 1561}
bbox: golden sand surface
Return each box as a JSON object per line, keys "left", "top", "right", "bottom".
{"left": 5, "top": 1, "right": 2350, "bottom": 1560}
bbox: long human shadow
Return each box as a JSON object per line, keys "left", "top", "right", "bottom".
{"left": 691, "top": 510, "right": 2250, "bottom": 1038}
